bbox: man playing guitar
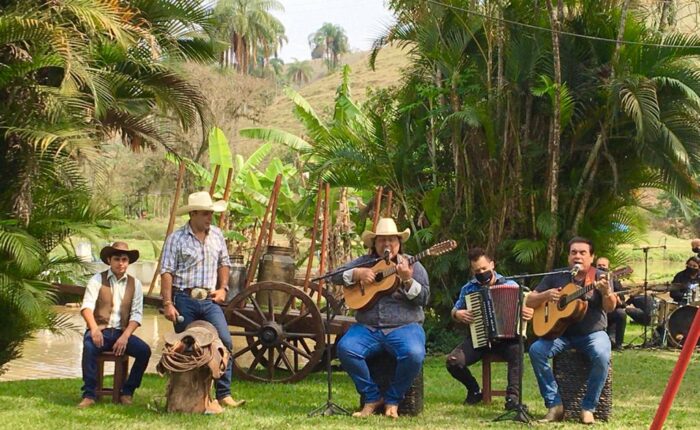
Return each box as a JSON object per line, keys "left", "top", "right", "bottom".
{"left": 526, "top": 237, "right": 615, "bottom": 425}
{"left": 331, "top": 218, "right": 430, "bottom": 419}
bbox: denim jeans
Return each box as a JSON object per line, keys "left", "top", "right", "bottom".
{"left": 528, "top": 330, "right": 611, "bottom": 411}
{"left": 81, "top": 328, "right": 151, "bottom": 399}
{"left": 337, "top": 322, "right": 425, "bottom": 405}
{"left": 173, "top": 292, "right": 233, "bottom": 399}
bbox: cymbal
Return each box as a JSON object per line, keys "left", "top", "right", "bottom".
{"left": 634, "top": 283, "right": 691, "bottom": 292}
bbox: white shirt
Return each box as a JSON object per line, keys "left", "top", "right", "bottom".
{"left": 81, "top": 269, "right": 144, "bottom": 328}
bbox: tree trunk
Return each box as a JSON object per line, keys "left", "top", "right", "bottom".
{"left": 545, "top": 0, "right": 563, "bottom": 270}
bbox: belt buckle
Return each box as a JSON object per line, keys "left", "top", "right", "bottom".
{"left": 191, "top": 287, "right": 209, "bottom": 300}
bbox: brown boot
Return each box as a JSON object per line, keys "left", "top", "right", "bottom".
{"left": 219, "top": 395, "right": 246, "bottom": 408}
{"left": 384, "top": 404, "right": 399, "bottom": 419}
{"left": 538, "top": 404, "right": 564, "bottom": 422}
{"left": 77, "top": 398, "right": 95, "bottom": 409}
{"left": 352, "top": 399, "right": 384, "bottom": 417}
{"left": 205, "top": 399, "right": 224, "bottom": 415}
{"left": 119, "top": 395, "right": 133, "bottom": 405}
{"left": 581, "top": 409, "right": 595, "bottom": 425}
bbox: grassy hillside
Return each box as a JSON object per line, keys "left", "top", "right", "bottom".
{"left": 240, "top": 45, "right": 410, "bottom": 145}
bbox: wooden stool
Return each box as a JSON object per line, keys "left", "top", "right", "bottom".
{"left": 96, "top": 351, "right": 129, "bottom": 403}
{"left": 482, "top": 352, "right": 508, "bottom": 404}
{"left": 359, "top": 352, "right": 424, "bottom": 416}
{"left": 553, "top": 349, "right": 613, "bottom": 421}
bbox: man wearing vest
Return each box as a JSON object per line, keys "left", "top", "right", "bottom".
{"left": 77, "top": 242, "right": 151, "bottom": 408}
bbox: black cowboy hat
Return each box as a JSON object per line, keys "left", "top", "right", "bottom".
{"left": 99, "top": 241, "right": 140, "bottom": 265}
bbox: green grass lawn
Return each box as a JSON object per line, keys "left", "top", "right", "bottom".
{"left": 2, "top": 326, "right": 699, "bottom": 430}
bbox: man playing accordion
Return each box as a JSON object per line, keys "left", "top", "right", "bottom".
{"left": 446, "top": 247, "right": 533, "bottom": 411}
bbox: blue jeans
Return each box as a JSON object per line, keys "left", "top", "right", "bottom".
{"left": 173, "top": 292, "right": 233, "bottom": 399}
{"left": 81, "top": 328, "right": 151, "bottom": 399}
{"left": 529, "top": 330, "right": 611, "bottom": 411}
{"left": 337, "top": 323, "right": 425, "bottom": 405}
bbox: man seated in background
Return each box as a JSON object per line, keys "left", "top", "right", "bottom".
{"left": 596, "top": 257, "right": 626, "bottom": 351}
{"left": 78, "top": 242, "right": 151, "bottom": 408}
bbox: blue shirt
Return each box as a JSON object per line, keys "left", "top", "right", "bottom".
{"left": 160, "top": 222, "right": 231, "bottom": 290}
{"left": 453, "top": 272, "right": 517, "bottom": 311}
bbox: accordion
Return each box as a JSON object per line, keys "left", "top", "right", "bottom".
{"left": 465, "top": 284, "right": 521, "bottom": 349}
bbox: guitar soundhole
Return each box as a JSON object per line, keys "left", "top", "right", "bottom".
{"left": 375, "top": 273, "right": 384, "bottom": 282}
{"left": 557, "top": 296, "right": 567, "bottom": 311}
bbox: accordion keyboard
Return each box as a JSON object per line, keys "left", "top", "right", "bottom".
{"left": 466, "top": 292, "right": 489, "bottom": 348}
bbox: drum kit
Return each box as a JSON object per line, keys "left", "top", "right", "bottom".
{"left": 638, "top": 282, "right": 699, "bottom": 348}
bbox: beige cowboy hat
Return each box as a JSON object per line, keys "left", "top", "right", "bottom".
{"left": 360, "top": 217, "right": 411, "bottom": 248}
{"left": 176, "top": 191, "right": 227, "bottom": 215}
{"left": 164, "top": 320, "right": 218, "bottom": 347}
{"left": 99, "top": 241, "right": 139, "bottom": 265}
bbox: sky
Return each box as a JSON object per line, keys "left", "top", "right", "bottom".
{"left": 272, "top": 0, "right": 396, "bottom": 62}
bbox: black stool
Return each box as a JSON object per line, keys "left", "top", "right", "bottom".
{"left": 359, "top": 352, "right": 424, "bottom": 416}
{"left": 553, "top": 349, "right": 612, "bottom": 421}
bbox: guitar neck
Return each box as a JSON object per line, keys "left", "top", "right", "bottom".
{"left": 380, "top": 250, "right": 428, "bottom": 277}
{"left": 565, "top": 283, "right": 595, "bottom": 304}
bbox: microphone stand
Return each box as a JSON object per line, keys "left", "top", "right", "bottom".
{"left": 308, "top": 285, "right": 350, "bottom": 417}
{"left": 630, "top": 245, "right": 666, "bottom": 348}
{"left": 494, "top": 268, "right": 571, "bottom": 424}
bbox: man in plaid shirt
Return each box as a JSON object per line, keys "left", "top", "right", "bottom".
{"left": 160, "top": 191, "right": 245, "bottom": 409}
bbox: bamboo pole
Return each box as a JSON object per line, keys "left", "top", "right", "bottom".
{"left": 385, "top": 190, "right": 393, "bottom": 217}
{"left": 209, "top": 165, "right": 221, "bottom": 196}
{"left": 300, "top": 181, "right": 324, "bottom": 313}
{"left": 317, "top": 183, "right": 331, "bottom": 307}
{"left": 372, "top": 186, "right": 383, "bottom": 231}
{"left": 244, "top": 174, "right": 282, "bottom": 289}
{"left": 218, "top": 167, "right": 234, "bottom": 229}
{"left": 147, "top": 160, "right": 186, "bottom": 296}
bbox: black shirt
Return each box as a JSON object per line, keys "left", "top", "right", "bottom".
{"left": 535, "top": 267, "right": 607, "bottom": 337}
{"left": 671, "top": 269, "right": 700, "bottom": 304}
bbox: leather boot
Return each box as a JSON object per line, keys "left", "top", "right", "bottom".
{"left": 352, "top": 399, "right": 384, "bottom": 417}
{"left": 538, "top": 404, "right": 564, "bottom": 422}
{"left": 581, "top": 409, "right": 595, "bottom": 425}
{"left": 384, "top": 404, "right": 399, "bottom": 419}
{"left": 77, "top": 398, "right": 95, "bottom": 409}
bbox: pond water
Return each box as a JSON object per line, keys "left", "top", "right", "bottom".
{"left": 0, "top": 306, "right": 246, "bottom": 382}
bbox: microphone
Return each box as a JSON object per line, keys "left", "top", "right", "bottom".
{"left": 383, "top": 247, "right": 391, "bottom": 263}
{"left": 571, "top": 263, "right": 582, "bottom": 277}
{"left": 176, "top": 315, "right": 184, "bottom": 323}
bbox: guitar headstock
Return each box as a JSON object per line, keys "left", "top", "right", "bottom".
{"left": 611, "top": 265, "right": 633, "bottom": 279}
{"left": 426, "top": 240, "right": 457, "bottom": 256}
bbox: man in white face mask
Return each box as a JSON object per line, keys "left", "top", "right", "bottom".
{"left": 446, "top": 247, "right": 533, "bottom": 411}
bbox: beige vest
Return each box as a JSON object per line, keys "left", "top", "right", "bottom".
{"left": 94, "top": 271, "right": 135, "bottom": 329}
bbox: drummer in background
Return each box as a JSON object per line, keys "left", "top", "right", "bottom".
{"left": 670, "top": 256, "right": 700, "bottom": 305}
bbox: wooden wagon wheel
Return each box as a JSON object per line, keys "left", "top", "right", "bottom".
{"left": 225, "top": 281, "right": 326, "bottom": 383}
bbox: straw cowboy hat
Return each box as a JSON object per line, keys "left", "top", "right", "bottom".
{"left": 176, "top": 191, "right": 227, "bottom": 216}
{"left": 360, "top": 218, "right": 411, "bottom": 248}
{"left": 100, "top": 241, "right": 140, "bottom": 265}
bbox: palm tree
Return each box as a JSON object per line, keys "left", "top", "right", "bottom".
{"left": 308, "top": 23, "right": 349, "bottom": 71}
{"left": 0, "top": 0, "right": 215, "bottom": 370}
{"left": 213, "top": 0, "right": 286, "bottom": 73}
{"left": 286, "top": 59, "right": 313, "bottom": 85}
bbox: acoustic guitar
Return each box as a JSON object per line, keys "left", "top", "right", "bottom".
{"left": 532, "top": 266, "right": 633, "bottom": 339}
{"left": 343, "top": 240, "right": 457, "bottom": 311}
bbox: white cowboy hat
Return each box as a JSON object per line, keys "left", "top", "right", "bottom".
{"left": 360, "top": 217, "right": 411, "bottom": 248}
{"left": 176, "top": 191, "right": 227, "bottom": 215}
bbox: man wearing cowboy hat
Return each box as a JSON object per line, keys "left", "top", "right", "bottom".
{"left": 332, "top": 218, "right": 430, "bottom": 419}
{"left": 159, "top": 191, "right": 244, "bottom": 409}
{"left": 78, "top": 241, "right": 151, "bottom": 408}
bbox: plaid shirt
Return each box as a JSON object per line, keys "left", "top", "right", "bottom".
{"left": 160, "top": 222, "right": 231, "bottom": 291}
